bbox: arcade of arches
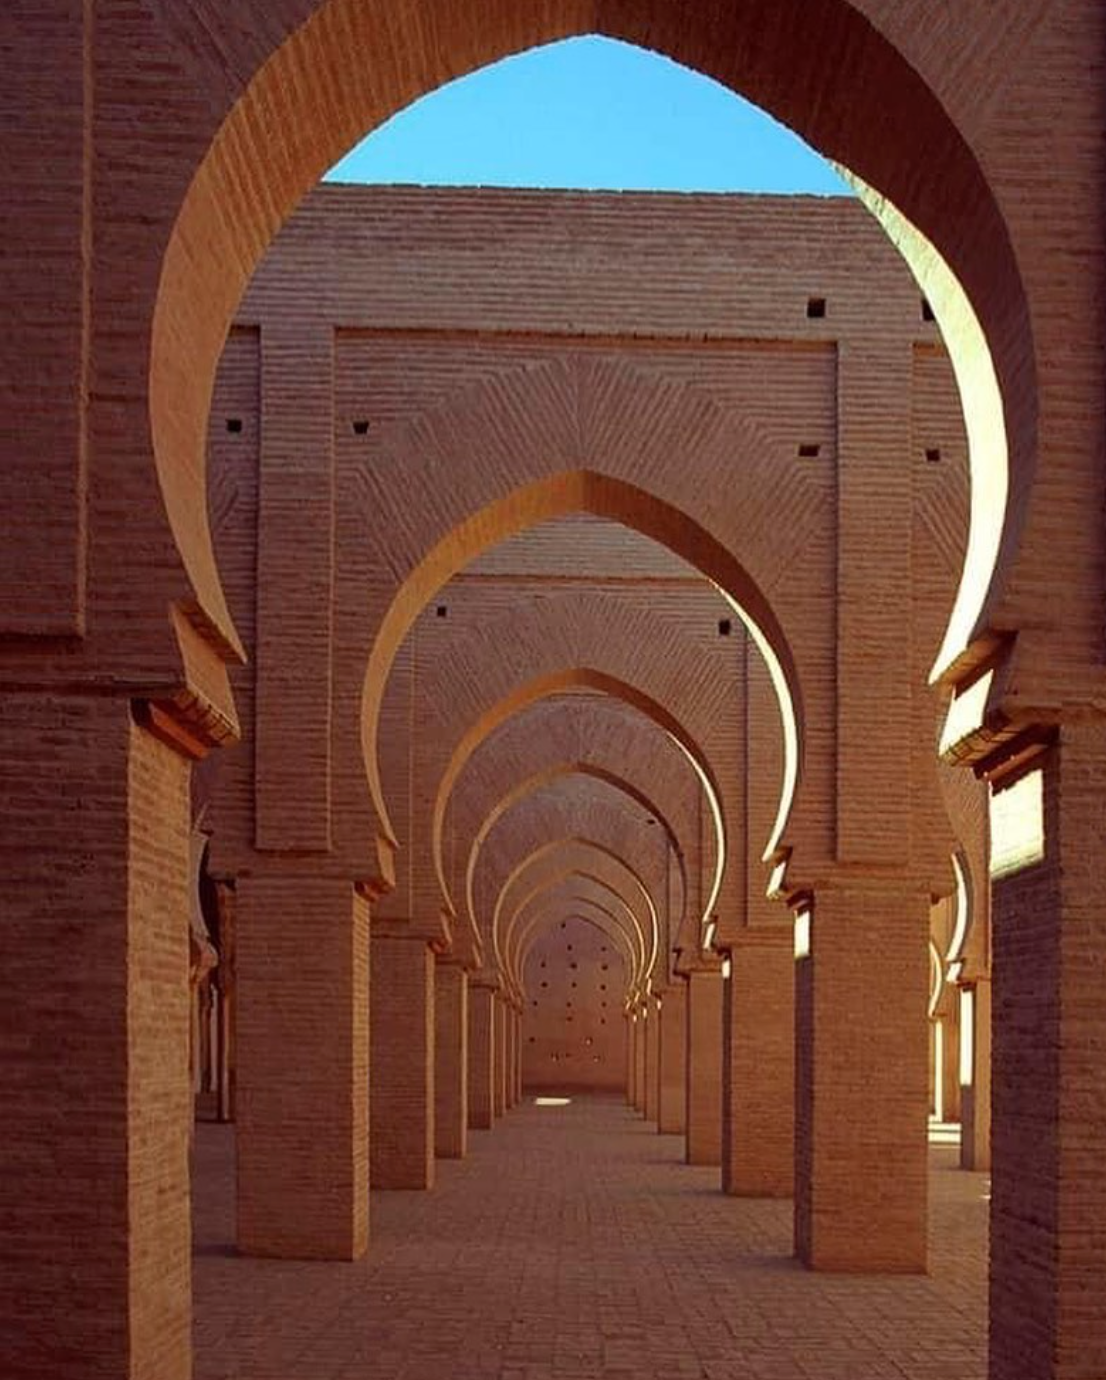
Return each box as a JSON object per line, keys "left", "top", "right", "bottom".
{"left": 2, "top": 7, "right": 1105, "bottom": 1380}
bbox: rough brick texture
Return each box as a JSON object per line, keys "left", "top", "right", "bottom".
{"left": 685, "top": 970, "right": 724, "bottom": 1167}
{"left": 722, "top": 931, "right": 794, "bottom": 1197}
{"left": 435, "top": 961, "right": 468, "bottom": 1159}
{"left": 795, "top": 882, "right": 929, "bottom": 1272}
{"left": 236, "top": 873, "right": 369, "bottom": 1258}
{"left": 6, "top": 7, "right": 1106, "bottom": 1378}
{"left": 657, "top": 983, "right": 687, "bottom": 1134}
{"left": 370, "top": 933, "right": 435, "bottom": 1190}
{"left": 1, "top": 701, "right": 191, "bottom": 1380}
{"left": 468, "top": 984, "right": 496, "bottom": 1131}
{"left": 990, "top": 728, "right": 1106, "bottom": 1380}
{"left": 523, "top": 918, "right": 626, "bottom": 1093}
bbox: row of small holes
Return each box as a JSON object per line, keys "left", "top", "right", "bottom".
{"left": 795, "top": 439, "right": 942, "bottom": 464}
{"left": 808, "top": 297, "right": 937, "bottom": 323}
{"left": 226, "top": 303, "right": 936, "bottom": 439}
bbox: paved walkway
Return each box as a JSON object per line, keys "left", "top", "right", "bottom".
{"left": 193, "top": 1096, "right": 988, "bottom": 1380}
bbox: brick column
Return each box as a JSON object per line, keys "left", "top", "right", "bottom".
{"left": 435, "top": 959, "right": 468, "bottom": 1159}
{"left": 625, "top": 1013, "right": 637, "bottom": 1104}
{"left": 514, "top": 1007, "right": 524, "bottom": 1103}
{"left": 990, "top": 729, "right": 1106, "bottom": 1380}
{"left": 504, "top": 1001, "right": 517, "bottom": 1109}
{"left": 959, "top": 978, "right": 991, "bottom": 1173}
{"left": 370, "top": 930, "right": 434, "bottom": 1189}
{"left": 722, "top": 930, "right": 793, "bottom": 1196}
{"left": 658, "top": 982, "right": 687, "bottom": 1134}
{"left": 685, "top": 968, "right": 723, "bottom": 1166}
{"left": 468, "top": 980, "right": 496, "bottom": 1130}
{"left": 794, "top": 879, "right": 928, "bottom": 1272}
{"left": 237, "top": 869, "right": 370, "bottom": 1257}
{"left": 213, "top": 880, "right": 237, "bottom": 1123}
{"left": 493, "top": 994, "right": 508, "bottom": 1118}
{"left": 633, "top": 1005, "right": 647, "bottom": 1112}
{"left": 643, "top": 995, "right": 661, "bottom": 1122}
{"left": 1, "top": 699, "right": 193, "bottom": 1380}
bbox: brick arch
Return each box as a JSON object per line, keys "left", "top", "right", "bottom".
{"left": 475, "top": 775, "right": 675, "bottom": 976}
{"left": 507, "top": 878, "right": 647, "bottom": 1010}
{"left": 516, "top": 891, "right": 637, "bottom": 1011}
{"left": 466, "top": 762, "right": 690, "bottom": 956}
{"left": 445, "top": 695, "right": 714, "bottom": 951}
{"left": 444, "top": 694, "right": 714, "bottom": 935}
{"left": 494, "top": 838, "right": 660, "bottom": 1001}
{"left": 352, "top": 450, "right": 800, "bottom": 874}
{"left": 430, "top": 669, "right": 722, "bottom": 916}
{"left": 372, "top": 586, "right": 743, "bottom": 930}
{"left": 148, "top": 0, "right": 1032, "bottom": 701}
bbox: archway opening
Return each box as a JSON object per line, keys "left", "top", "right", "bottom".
{"left": 158, "top": 12, "right": 1029, "bottom": 705}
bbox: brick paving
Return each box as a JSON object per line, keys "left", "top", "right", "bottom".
{"left": 193, "top": 1096, "right": 988, "bottom": 1380}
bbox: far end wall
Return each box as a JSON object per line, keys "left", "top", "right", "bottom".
{"left": 523, "top": 918, "right": 627, "bottom": 1092}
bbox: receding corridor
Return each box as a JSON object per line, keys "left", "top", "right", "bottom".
{"left": 193, "top": 1097, "right": 987, "bottom": 1380}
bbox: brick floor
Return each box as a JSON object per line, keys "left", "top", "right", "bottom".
{"left": 193, "top": 1095, "right": 987, "bottom": 1379}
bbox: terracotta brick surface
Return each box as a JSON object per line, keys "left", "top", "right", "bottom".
{"left": 435, "top": 960, "right": 469, "bottom": 1160}
{"left": 632, "top": 1010, "right": 647, "bottom": 1114}
{"left": 192, "top": 1097, "right": 990, "bottom": 1380}
{"left": 989, "top": 727, "right": 1106, "bottom": 1380}
{"left": 657, "top": 983, "right": 688, "bottom": 1135}
{"left": 370, "top": 933, "right": 435, "bottom": 1190}
{"left": 8, "top": 8, "right": 1106, "bottom": 1378}
{"left": 468, "top": 983, "right": 497, "bottom": 1132}
{"left": 685, "top": 970, "right": 724, "bottom": 1167}
{"left": 236, "top": 873, "right": 369, "bottom": 1259}
{"left": 0, "top": 701, "right": 191, "bottom": 1380}
{"left": 494, "top": 995, "right": 509, "bottom": 1120}
{"left": 722, "top": 931, "right": 794, "bottom": 1198}
{"left": 795, "top": 883, "right": 929, "bottom": 1272}
{"left": 523, "top": 918, "right": 626, "bottom": 1094}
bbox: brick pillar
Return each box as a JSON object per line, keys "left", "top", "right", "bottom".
{"left": 493, "top": 994, "right": 508, "bottom": 1117}
{"left": 686, "top": 968, "right": 723, "bottom": 1166}
{"left": 794, "top": 880, "right": 928, "bottom": 1272}
{"left": 213, "top": 880, "right": 237, "bottom": 1123}
{"left": 435, "top": 959, "right": 468, "bottom": 1159}
{"left": 514, "top": 1007, "right": 524, "bottom": 1103}
{"left": 504, "top": 1002, "right": 517, "bottom": 1108}
{"left": 959, "top": 978, "right": 991, "bottom": 1173}
{"left": 468, "top": 981, "right": 496, "bottom": 1130}
{"left": 1, "top": 699, "right": 193, "bottom": 1380}
{"left": 371, "top": 931, "right": 434, "bottom": 1189}
{"left": 643, "top": 997, "right": 660, "bottom": 1122}
{"left": 658, "top": 982, "right": 687, "bottom": 1134}
{"left": 237, "top": 870, "right": 369, "bottom": 1257}
{"left": 722, "top": 930, "right": 793, "bottom": 1196}
{"left": 990, "top": 729, "right": 1106, "bottom": 1380}
{"left": 625, "top": 1013, "right": 637, "bottom": 1104}
{"left": 633, "top": 1007, "right": 647, "bottom": 1112}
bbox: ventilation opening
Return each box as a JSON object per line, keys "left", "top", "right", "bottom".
{"left": 921, "top": 297, "right": 936, "bottom": 323}
{"left": 436, "top": 604, "right": 448, "bottom": 618}
{"left": 806, "top": 296, "right": 826, "bottom": 319}
{"left": 718, "top": 618, "right": 732, "bottom": 637}
{"left": 798, "top": 443, "right": 821, "bottom": 459}
{"left": 925, "top": 447, "right": 942, "bottom": 464}
{"left": 352, "top": 419, "right": 370, "bottom": 435}
{"left": 225, "top": 418, "right": 243, "bottom": 434}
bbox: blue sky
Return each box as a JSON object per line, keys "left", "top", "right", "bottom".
{"left": 325, "top": 36, "right": 850, "bottom": 196}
